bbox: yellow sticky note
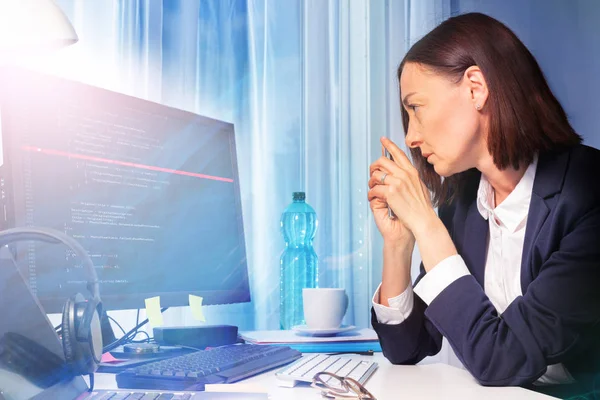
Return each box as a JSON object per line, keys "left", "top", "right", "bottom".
{"left": 189, "top": 294, "right": 206, "bottom": 322}
{"left": 144, "top": 296, "right": 163, "bottom": 327}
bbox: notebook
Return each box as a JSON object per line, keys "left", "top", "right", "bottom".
{"left": 239, "top": 329, "right": 382, "bottom": 353}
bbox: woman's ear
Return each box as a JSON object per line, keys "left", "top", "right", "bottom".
{"left": 464, "top": 66, "right": 489, "bottom": 111}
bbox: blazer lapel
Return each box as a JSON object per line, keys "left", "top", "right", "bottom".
{"left": 520, "top": 148, "right": 570, "bottom": 291}
{"left": 520, "top": 194, "right": 549, "bottom": 291}
{"left": 462, "top": 201, "right": 488, "bottom": 286}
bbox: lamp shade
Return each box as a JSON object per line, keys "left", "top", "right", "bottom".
{"left": 0, "top": 0, "right": 78, "bottom": 51}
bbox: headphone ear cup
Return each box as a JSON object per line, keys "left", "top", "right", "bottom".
{"left": 61, "top": 296, "right": 77, "bottom": 369}
{"left": 80, "top": 299, "right": 103, "bottom": 370}
{"left": 61, "top": 294, "right": 101, "bottom": 375}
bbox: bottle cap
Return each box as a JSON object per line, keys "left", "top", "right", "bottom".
{"left": 292, "top": 192, "right": 305, "bottom": 201}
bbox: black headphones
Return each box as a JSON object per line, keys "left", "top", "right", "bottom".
{"left": 0, "top": 226, "right": 103, "bottom": 376}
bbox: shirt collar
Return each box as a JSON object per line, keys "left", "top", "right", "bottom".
{"left": 476, "top": 155, "right": 538, "bottom": 233}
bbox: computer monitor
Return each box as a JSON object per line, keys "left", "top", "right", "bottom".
{"left": 0, "top": 67, "right": 251, "bottom": 313}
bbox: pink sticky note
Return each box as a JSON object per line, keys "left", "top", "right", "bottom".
{"left": 101, "top": 352, "right": 123, "bottom": 363}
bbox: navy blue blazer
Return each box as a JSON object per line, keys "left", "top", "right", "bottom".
{"left": 371, "top": 144, "right": 600, "bottom": 396}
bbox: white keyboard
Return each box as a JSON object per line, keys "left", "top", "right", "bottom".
{"left": 275, "top": 354, "right": 378, "bottom": 388}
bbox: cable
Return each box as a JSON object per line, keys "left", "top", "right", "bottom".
{"left": 130, "top": 339, "right": 152, "bottom": 343}
{"left": 102, "top": 307, "right": 168, "bottom": 353}
{"left": 107, "top": 316, "right": 127, "bottom": 336}
{"left": 123, "top": 310, "right": 151, "bottom": 344}
{"left": 116, "top": 309, "right": 146, "bottom": 345}
{"left": 128, "top": 329, "right": 151, "bottom": 343}
{"left": 130, "top": 331, "right": 153, "bottom": 344}
{"left": 132, "top": 309, "right": 141, "bottom": 342}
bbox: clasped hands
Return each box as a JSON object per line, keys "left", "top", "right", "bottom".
{"left": 368, "top": 137, "right": 438, "bottom": 245}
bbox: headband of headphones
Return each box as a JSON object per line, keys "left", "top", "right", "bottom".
{"left": 0, "top": 227, "right": 100, "bottom": 304}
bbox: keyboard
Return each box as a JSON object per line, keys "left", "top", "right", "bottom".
{"left": 275, "top": 354, "right": 378, "bottom": 387}
{"left": 87, "top": 390, "right": 266, "bottom": 399}
{"left": 116, "top": 344, "right": 302, "bottom": 391}
{"left": 88, "top": 391, "right": 197, "bottom": 399}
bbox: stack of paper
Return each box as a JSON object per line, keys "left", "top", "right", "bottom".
{"left": 239, "top": 329, "right": 381, "bottom": 353}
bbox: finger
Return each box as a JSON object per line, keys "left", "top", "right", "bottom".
{"left": 368, "top": 185, "right": 388, "bottom": 202}
{"left": 369, "top": 158, "right": 388, "bottom": 176}
{"left": 369, "top": 156, "right": 399, "bottom": 176}
{"left": 381, "top": 137, "right": 413, "bottom": 171}
{"left": 368, "top": 169, "right": 406, "bottom": 190}
{"left": 368, "top": 170, "right": 389, "bottom": 189}
{"left": 370, "top": 158, "right": 413, "bottom": 184}
{"left": 369, "top": 196, "right": 388, "bottom": 212}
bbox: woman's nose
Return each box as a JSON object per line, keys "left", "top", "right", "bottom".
{"left": 405, "top": 129, "right": 422, "bottom": 149}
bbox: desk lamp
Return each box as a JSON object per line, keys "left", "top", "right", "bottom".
{"left": 0, "top": 0, "right": 78, "bottom": 60}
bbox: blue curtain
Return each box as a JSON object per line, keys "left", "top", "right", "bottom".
{"left": 41, "top": 0, "right": 451, "bottom": 333}
{"left": 34, "top": 0, "right": 600, "bottom": 344}
{"left": 235, "top": 0, "right": 456, "bottom": 330}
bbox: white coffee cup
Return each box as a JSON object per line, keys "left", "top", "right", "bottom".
{"left": 302, "top": 288, "right": 348, "bottom": 330}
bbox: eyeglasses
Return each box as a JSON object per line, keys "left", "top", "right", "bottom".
{"left": 311, "top": 371, "right": 377, "bottom": 399}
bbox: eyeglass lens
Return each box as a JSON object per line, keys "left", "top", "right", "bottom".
{"left": 315, "top": 373, "right": 349, "bottom": 393}
{"left": 313, "top": 372, "right": 377, "bottom": 399}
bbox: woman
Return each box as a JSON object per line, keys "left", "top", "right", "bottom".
{"left": 368, "top": 12, "right": 600, "bottom": 398}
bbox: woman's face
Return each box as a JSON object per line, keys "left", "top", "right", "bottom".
{"left": 400, "top": 62, "right": 486, "bottom": 177}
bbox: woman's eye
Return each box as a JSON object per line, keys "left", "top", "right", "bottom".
{"left": 409, "top": 105, "right": 419, "bottom": 112}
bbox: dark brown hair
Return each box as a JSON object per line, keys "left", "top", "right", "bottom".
{"left": 399, "top": 12, "right": 581, "bottom": 206}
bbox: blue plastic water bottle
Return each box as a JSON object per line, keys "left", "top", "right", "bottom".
{"left": 280, "top": 192, "right": 318, "bottom": 330}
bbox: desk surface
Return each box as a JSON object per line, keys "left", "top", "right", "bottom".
{"left": 94, "top": 354, "right": 556, "bottom": 399}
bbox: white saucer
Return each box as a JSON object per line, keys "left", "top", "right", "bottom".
{"left": 292, "top": 324, "right": 356, "bottom": 337}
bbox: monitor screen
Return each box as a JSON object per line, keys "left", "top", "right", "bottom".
{"left": 0, "top": 67, "right": 250, "bottom": 312}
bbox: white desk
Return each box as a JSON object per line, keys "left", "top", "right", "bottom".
{"left": 93, "top": 353, "right": 556, "bottom": 399}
